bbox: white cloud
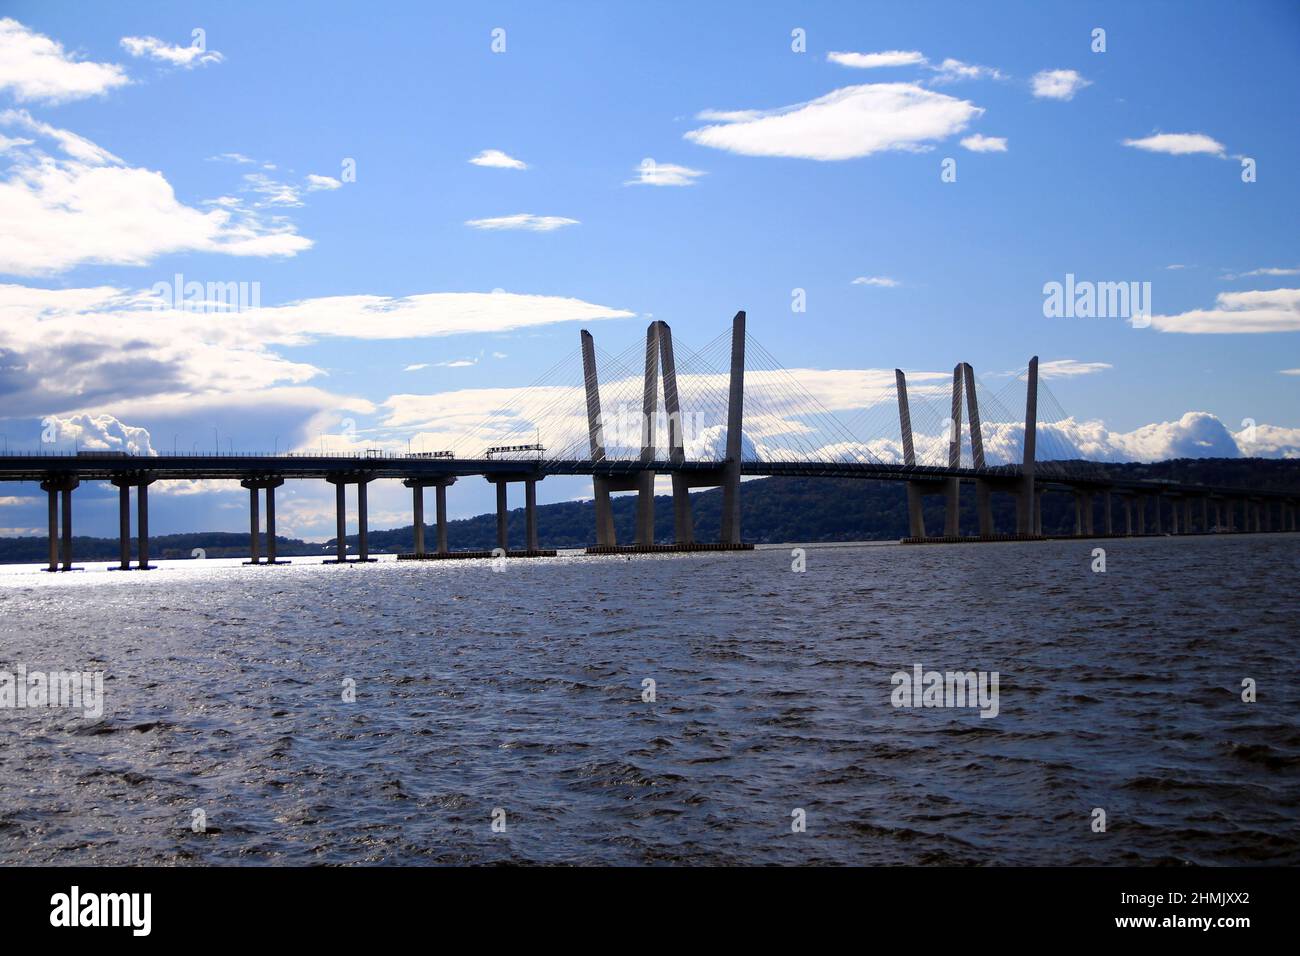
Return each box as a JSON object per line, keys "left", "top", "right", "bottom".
{"left": 852, "top": 275, "right": 899, "bottom": 287}
{"left": 436, "top": 357, "right": 478, "bottom": 368}
{"left": 306, "top": 173, "right": 341, "bottom": 191}
{"left": 48, "top": 413, "right": 156, "bottom": 455}
{"left": 403, "top": 363, "right": 430, "bottom": 372}
{"left": 626, "top": 160, "right": 705, "bottom": 186}
{"left": 1148, "top": 288, "right": 1300, "bottom": 334}
{"left": 120, "top": 35, "right": 222, "bottom": 68}
{"left": 1122, "top": 132, "right": 1225, "bottom": 157}
{"left": 0, "top": 282, "right": 635, "bottom": 418}
{"left": 1031, "top": 69, "right": 1090, "bottom": 101}
{"left": 0, "top": 111, "right": 312, "bottom": 275}
{"left": 468, "top": 149, "right": 527, "bottom": 170}
{"left": 0, "top": 18, "right": 129, "bottom": 104}
{"left": 929, "top": 58, "right": 1005, "bottom": 84}
{"left": 685, "top": 83, "right": 983, "bottom": 161}
{"left": 465, "top": 213, "right": 579, "bottom": 232}
{"left": 1037, "top": 359, "right": 1112, "bottom": 379}
{"left": 826, "top": 50, "right": 926, "bottom": 69}
{"left": 960, "top": 134, "right": 1007, "bottom": 152}
{"left": 1222, "top": 266, "right": 1299, "bottom": 280}
{"left": 1166, "top": 264, "right": 1187, "bottom": 270}
{"left": 1281, "top": 368, "right": 1300, "bottom": 376}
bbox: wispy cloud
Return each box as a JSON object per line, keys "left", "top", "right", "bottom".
{"left": 1148, "top": 288, "right": 1300, "bottom": 333}
{"left": 1122, "top": 132, "right": 1225, "bottom": 157}
{"left": 468, "top": 149, "right": 527, "bottom": 170}
{"left": 929, "top": 58, "right": 1005, "bottom": 84}
{"left": 852, "top": 275, "right": 899, "bottom": 287}
{"left": 120, "top": 35, "right": 223, "bottom": 68}
{"left": 0, "top": 18, "right": 129, "bottom": 104}
{"left": 827, "top": 50, "right": 926, "bottom": 69}
{"left": 960, "top": 134, "right": 1007, "bottom": 152}
{"left": 1031, "top": 69, "right": 1090, "bottom": 100}
{"left": 1221, "top": 266, "right": 1298, "bottom": 280}
{"left": 306, "top": 173, "right": 342, "bottom": 191}
{"left": 465, "top": 213, "right": 579, "bottom": 232}
{"left": 1038, "top": 359, "right": 1112, "bottom": 378}
{"left": 685, "top": 83, "right": 982, "bottom": 161}
{"left": 0, "top": 111, "right": 311, "bottom": 274}
{"left": 626, "top": 160, "right": 705, "bottom": 186}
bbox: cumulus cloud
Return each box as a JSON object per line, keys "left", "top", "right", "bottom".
{"left": 626, "top": 160, "right": 705, "bottom": 186}
{"left": 0, "top": 111, "right": 312, "bottom": 275}
{"left": 852, "top": 275, "right": 899, "bottom": 287}
{"left": 305, "top": 173, "right": 341, "bottom": 191}
{"left": 1031, "top": 69, "right": 1090, "bottom": 100}
{"left": 1122, "top": 132, "right": 1225, "bottom": 157}
{"left": 1148, "top": 288, "right": 1300, "bottom": 333}
{"left": 684, "top": 83, "right": 983, "bottom": 161}
{"left": 0, "top": 282, "right": 635, "bottom": 419}
{"left": 960, "top": 134, "right": 1007, "bottom": 152}
{"left": 120, "top": 35, "right": 223, "bottom": 68}
{"left": 468, "top": 149, "right": 527, "bottom": 170}
{"left": 827, "top": 50, "right": 926, "bottom": 69}
{"left": 0, "top": 18, "right": 129, "bottom": 104}
{"left": 465, "top": 213, "right": 579, "bottom": 231}
{"left": 47, "top": 413, "right": 156, "bottom": 455}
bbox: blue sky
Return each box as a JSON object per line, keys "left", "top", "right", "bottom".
{"left": 1, "top": 1, "right": 1298, "bottom": 540}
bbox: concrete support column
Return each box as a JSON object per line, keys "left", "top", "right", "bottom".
{"left": 1153, "top": 495, "right": 1163, "bottom": 534}
{"left": 525, "top": 479, "right": 539, "bottom": 552}
{"left": 1201, "top": 497, "right": 1209, "bottom": 534}
{"left": 1083, "top": 492, "right": 1094, "bottom": 536}
{"left": 495, "top": 480, "right": 509, "bottom": 551}
{"left": 1034, "top": 489, "right": 1043, "bottom": 536}
{"left": 1073, "top": 492, "right": 1084, "bottom": 536}
{"left": 1135, "top": 496, "right": 1146, "bottom": 534}
{"left": 266, "top": 485, "right": 278, "bottom": 563}
{"left": 1184, "top": 497, "right": 1193, "bottom": 534}
{"left": 1264, "top": 502, "right": 1272, "bottom": 533}
{"left": 593, "top": 478, "right": 616, "bottom": 547}
{"left": 248, "top": 485, "right": 261, "bottom": 564}
{"left": 1170, "top": 499, "right": 1180, "bottom": 535}
{"left": 46, "top": 487, "right": 57, "bottom": 572}
{"left": 357, "top": 480, "right": 369, "bottom": 561}
{"left": 436, "top": 483, "right": 449, "bottom": 553}
{"left": 1104, "top": 490, "right": 1113, "bottom": 535}
{"left": 412, "top": 484, "right": 425, "bottom": 556}
{"left": 1227, "top": 500, "right": 1236, "bottom": 532}
{"left": 334, "top": 481, "right": 347, "bottom": 561}
{"left": 905, "top": 483, "right": 926, "bottom": 538}
{"left": 60, "top": 485, "right": 73, "bottom": 571}
{"left": 1123, "top": 497, "right": 1132, "bottom": 535}
{"left": 118, "top": 482, "right": 131, "bottom": 569}
{"left": 137, "top": 482, "right": 150, "bottom": 569}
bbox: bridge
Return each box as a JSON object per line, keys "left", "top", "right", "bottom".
{"left": 3, "top": 311, "right": 1297, "bottom": 570}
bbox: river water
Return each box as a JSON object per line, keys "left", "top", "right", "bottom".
{"left": 0, "top": 534, "right": 1296, "bottom": 865}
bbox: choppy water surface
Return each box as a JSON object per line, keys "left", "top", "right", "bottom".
{"left": 0, "top": 535, "right": 1296, "bottom": 865}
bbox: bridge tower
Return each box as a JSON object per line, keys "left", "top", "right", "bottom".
{"left": 1016, "top": 356, "right": 1039, "bottom": 535}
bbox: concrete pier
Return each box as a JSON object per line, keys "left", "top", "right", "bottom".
{"left": 326, "top": 475, "right": 374, "bottom": 563}
{"left": 719, "top": 311, "right": 746, "bottom": 547}
{"left": 40, "top": 477, "right": 79, "bottom": 571}
{"left": 242, "top": 477, "right": 285, "bottom": 564}
{"left": 404, "top": 476, "right": 457, "bottom": 556}
{"left": 495, "top": 480, "right": 508, "bottom": 550}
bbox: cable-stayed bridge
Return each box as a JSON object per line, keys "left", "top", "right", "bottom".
{"left": 3, "top": 311, "right": 1296, "bottom": 570}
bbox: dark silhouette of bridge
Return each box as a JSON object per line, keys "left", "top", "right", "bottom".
{"left": 3, "top": 312, "right": 1296, "bottom": 570}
